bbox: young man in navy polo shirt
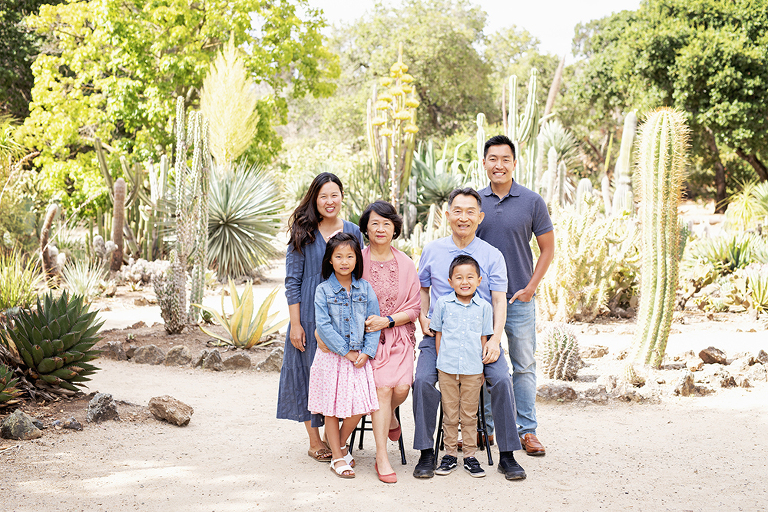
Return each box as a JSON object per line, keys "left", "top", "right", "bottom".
{"left": 476, "top": 134, "right": 555, "bottom": 456}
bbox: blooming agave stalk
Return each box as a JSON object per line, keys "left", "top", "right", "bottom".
{"left": 630, "top": 108, "right": 690, "bottom": 368}
{"left": 366, "top": 43, "right": 420, "bottom": 211}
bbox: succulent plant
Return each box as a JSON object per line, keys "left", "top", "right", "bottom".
{"left": 3, "top": 291, "right": 103, "bottom": 393}
{"left": 0, "top": 363, "right": 21, "bottom": 406}
{"left": 630, "top": 108, "right": 690, "bottom": 368}
{"left": 195, "top": 281, "right": 287, "bottom": 349}
{"left": 539, "top": 324, "right": 581, "bottom": 381}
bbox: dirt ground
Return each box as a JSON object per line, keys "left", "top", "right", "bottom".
{"left": 2, "top": 262, "right": 768, "bottom": 511}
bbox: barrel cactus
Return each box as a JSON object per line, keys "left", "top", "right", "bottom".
{"left": 0, "top": 363, "right": 21, "bottom": 406}
{"left": 3, "top": 291, "right": 103, "bottom": 393}
{"left": 630, "top": 108, "right": 690, "bottom": 368}
{"left": 539, "top": 324, "right": 581, "bottom": 381}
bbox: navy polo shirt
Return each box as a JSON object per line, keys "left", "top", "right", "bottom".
{"left": 476, "top": 182, "right": 553, "bottom": 297}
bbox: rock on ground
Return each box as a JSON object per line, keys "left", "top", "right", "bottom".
{"left": 581, "top": 345, "right": 609, "bottom": 358}
{"left": 536, "top": 383, "right": 578, "bottom": 401}
{"left": 699, "top": 346, "right": 727, "bottom": 365}
{"left": 256, "top": 347, "right": 283, "bottom": 372}
{"left": 87, "top": 393, "right": 120, "bottom": 423}
{"left": 1, "top": 410, "right": 43, "bottom": 440}
{"left": 195, "top": 349, "right": 223, "bottom": 371}
{"left": 99, "top": 341, "right": 127, "bottom": 361}
{"left": 222, "top": 353, "right": 251, "bottom": 370}
{"left": 132, "top": 345, "right": 166, "bottom": 365}
{"left": 165, "top": 346, "right": 193, "bottom": 366}
{"left": 148, "top": 395, "right": 194, "bottom": 426}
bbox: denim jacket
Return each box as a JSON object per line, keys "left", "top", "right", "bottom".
{"left": 314, "top": 274, "right": 380, "bottom": 358}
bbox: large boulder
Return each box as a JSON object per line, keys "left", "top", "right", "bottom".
{"left": 195, "top": 349, "right": 223, "bottom": 371}
{"left": 99, "top": 341, "right": 127, "bottom": 361}
{"left": 222, "top": 353, "right": 251, "bottom": 370}
{"left": 1, "top": 410, "right": 43, "bottom": 440}
{"left": 148, "top": 395, "right": 194, "bottom": 426}
{"left": 536, "top": 383, "right": 577, "bottom": 401}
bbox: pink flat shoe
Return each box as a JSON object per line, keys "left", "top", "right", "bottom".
{"left": 388, "top": 425, "right": 401, "bottom": 442}
{"left": 375, "top": 462, "right": 397, "bottom": 484}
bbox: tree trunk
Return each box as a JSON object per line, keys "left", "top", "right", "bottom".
{"left": 703, "top": 127, "right": 727, "bottom": 213}
{"left": 544, "top": 55, "right": 566, "bottom": 118}
{"left": 735, "top": 148, "right": 768, "bottom": 181}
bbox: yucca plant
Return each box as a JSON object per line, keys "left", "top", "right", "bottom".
{"left": 0, "top": 250, "right": 41, "bottom": 310}
{"left": 744, "top": 264, "right": 768, "bottom": 312}
{"left": 195, "top": 280, "right": 288, "bottom": 349}
{"left": 2, "top": 291, "right": 102, "bottom": 393}
{"left": 61, "top": 259, "right": 106, "bottom": 302}
{"left": 208, "top": 162, "right": 281, "bottom": 279}
{"left": 0, "top": 362, "right": 22, "bottom": 407}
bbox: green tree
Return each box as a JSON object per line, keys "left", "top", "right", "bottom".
{"left": 567, "top": 0, "right": 768, "bottom": 211}
{"left": 18, "top": 0, "right": 339, "bottom": 209}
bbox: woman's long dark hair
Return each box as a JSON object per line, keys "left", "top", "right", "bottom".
{"left": 288, "top": 172, "right": 344, "bottom": 254}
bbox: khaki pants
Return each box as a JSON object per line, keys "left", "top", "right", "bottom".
{"left": 437, "top": 371, "right": 484, "bottom": 457}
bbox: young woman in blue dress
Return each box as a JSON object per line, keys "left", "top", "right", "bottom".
{"left": 276, "top": 172, "right": 363, "bottom": 462}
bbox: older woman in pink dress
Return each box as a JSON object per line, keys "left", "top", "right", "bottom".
{"left": 359, "top": 201, "right": 422, "bottom": 482}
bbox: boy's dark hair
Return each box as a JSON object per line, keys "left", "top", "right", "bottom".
{"left": 449, "top": 254, "right": 481, "bottom": 278}
{"left": 321, "top": 232, "right": 364, "bottom": 280}
{"left": 359, "top": 200, "right": 403, "bottom": 240}
{"left": 447, "top": 187, "right": 482, "bottom": 207}
{"left": 483, "top": 134, "right": 516, "bottom": 160}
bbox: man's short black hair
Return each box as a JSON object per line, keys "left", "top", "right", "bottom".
{"left": 359, "top": 200, "right": 403, "bottom": 240}
{"left": 484, "top": 134, "right": 516, "bottom": 160}
{"left": 449, "top": 254, "right": 481, "bottom": 278}
{"left": 448, "top": 187, "right": 482, "bottom": 208}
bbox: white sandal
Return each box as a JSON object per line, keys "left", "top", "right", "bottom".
{"left": 341, "top": 445, "right": 355, "bottom": 468}
{"left": 330, "top": 458, "right": 355, "bottom": 478}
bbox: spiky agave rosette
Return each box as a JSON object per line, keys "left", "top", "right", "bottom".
{"left": 5, "top": 291, "right": 103, "bottom": 393}
{"left": 0, "top": 362, "right": 22, "bottom": 406}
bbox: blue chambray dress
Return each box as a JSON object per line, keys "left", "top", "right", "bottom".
{"left": 276, "top": 220, "right": 363, "bottom": 426}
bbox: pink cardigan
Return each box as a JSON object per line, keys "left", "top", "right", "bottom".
{"left": 362, "top": 246, "right": 421, "bottom": 362}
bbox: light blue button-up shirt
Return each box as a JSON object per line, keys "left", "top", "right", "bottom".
{"left": 431, "top": 292, "right": 494, "bottom": 375}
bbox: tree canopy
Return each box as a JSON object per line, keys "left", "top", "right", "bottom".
{"left": 568, "top": 0, "right": 768, "bottom": 209}
{"left": 18, "top": 0, "right": 339, "bottom": 208}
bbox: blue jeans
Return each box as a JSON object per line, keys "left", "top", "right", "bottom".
{"left": 506, "top": 299, "right": 537, "bottom": 435}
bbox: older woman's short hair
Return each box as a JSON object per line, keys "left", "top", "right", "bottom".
{"left": 359, "top": 200, "right": 403, "bottom": 240}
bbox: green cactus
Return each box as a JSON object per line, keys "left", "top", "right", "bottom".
{"left": 110, "top": 178, "right": 126, "bottom": 271}
{"left": 539, "top": 323, "right": 581, "bottom": 381}
{"left": 576, "top": 178, "right": 593, "bottom": 214}
{"left": 611, "top": 110, "right": 637, "bottom": 216}
{"left": 630, "top": 108, "right": 690, "bottom": 368}
{"left": 506, "top": 69, "right": 540, "bottom": 189}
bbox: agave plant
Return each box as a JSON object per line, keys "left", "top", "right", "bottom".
{"left": 195, "top": 280, "right": 287, "bottom": 349}
{"left": 3, "top": 291, "right": 102, "bottom": 393}
{"left": 61, "top": 259, "right": 106, "bottom": 302}
{"left": 208, "top": 161, "right": 281, "bottom": 279}
{"left": 0, "top": 249, "right": 41, "bottom": 310}
{"left": 0, "top": 362, "right": 21, "bottom": 406}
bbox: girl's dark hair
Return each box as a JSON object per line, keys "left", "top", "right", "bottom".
{"left": 321, "top": 232, "right": 363, "bottom": 280}
{"left": 288, "top": 172, "right": 344, "bottom": 254}
{"left": 359, "top": 200, "right": 403, "bottom": 240}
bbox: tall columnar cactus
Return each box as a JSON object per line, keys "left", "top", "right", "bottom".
{"left": 630, "top": 108, "right": 690, "bottom": 368}
{"left": 366, "top": 43, "right": 419, "bottom": 212}
{"left": 612, "top": 110, "right": 638, "bottom": 216}
{"left": 188, "top": 115, "right": 211, "bottom": 323}
{"left": 110, "top": 178, "right": 126, "bottom": 271}
{"left": 506, "top": 69, "right": 540, "bottom": 189}
{"left": 40, "top": 203, "right": 58, "bottom": 280}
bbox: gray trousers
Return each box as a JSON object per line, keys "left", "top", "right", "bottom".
{"left": 412, "top": 335, "right": 523, "bottom": 453}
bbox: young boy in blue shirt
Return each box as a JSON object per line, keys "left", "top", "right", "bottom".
{"left": 430, "top": 254, "right": 494, "bottom": 478}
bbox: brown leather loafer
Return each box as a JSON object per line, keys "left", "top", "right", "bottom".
{"left": 520, "top": 433, "right": 546, "bottom": 456}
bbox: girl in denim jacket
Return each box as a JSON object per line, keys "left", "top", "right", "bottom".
{"left": 308, "top": 233, "right": 381, "bottom": 478}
